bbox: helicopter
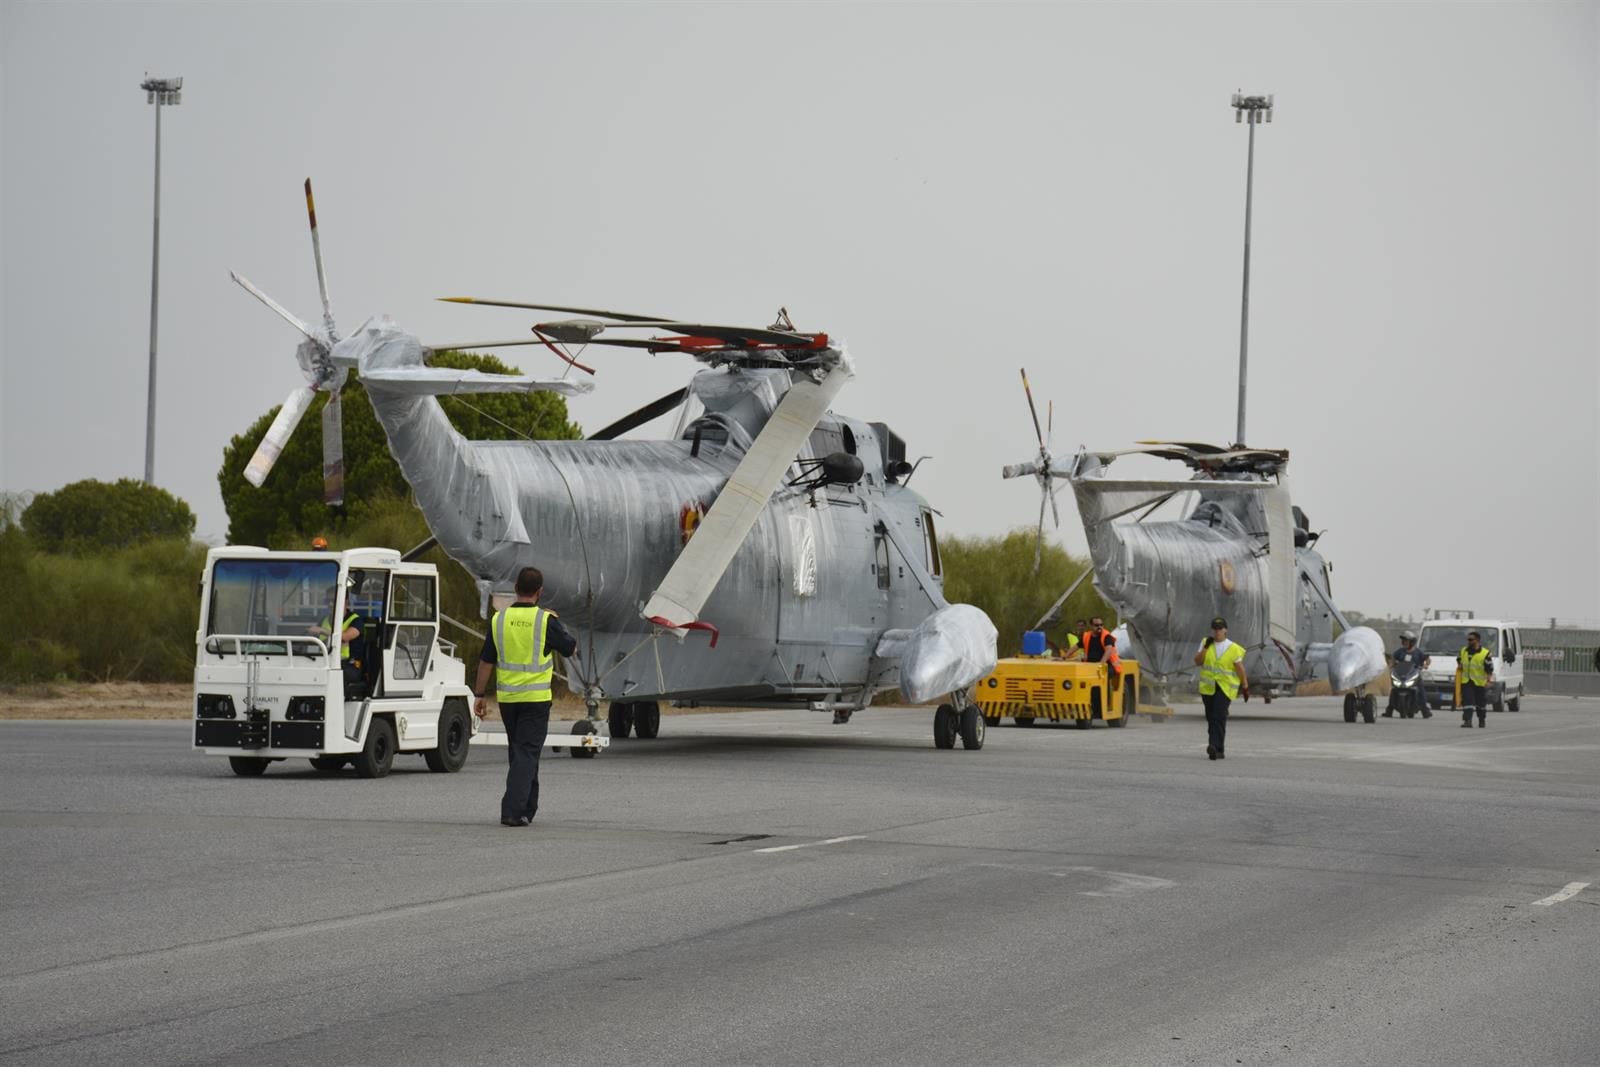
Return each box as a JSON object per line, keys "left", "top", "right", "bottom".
{"left": 1002, "top": 374, "right": 1387, "bottom": 720}
{"left": 230, "top": 182, "right": 998, "bottom": 750}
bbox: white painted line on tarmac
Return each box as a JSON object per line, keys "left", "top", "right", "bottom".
{"left": 754, "top": 835, "right": 866, "bottom": 854}
{"left": 1532, "top": 882, "right": 1590, "bottom": 906}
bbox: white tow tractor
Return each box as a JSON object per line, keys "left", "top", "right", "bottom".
{"left": 194, "top": 546, "right": 606, "bottom": 777}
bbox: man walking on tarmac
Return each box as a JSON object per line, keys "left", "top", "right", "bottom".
{"left": 473, "top": 567, "right": 579, "bottom": 827}
{"left": 1194, "top": 616, "right": 1249, "bottom": 760}
{"left": 1457, "top": 630, "right": 1494, "bottom": 729}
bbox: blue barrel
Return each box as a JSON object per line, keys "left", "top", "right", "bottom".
{"left": 1021, "top": 630, "right": 1047, "bottom": 656}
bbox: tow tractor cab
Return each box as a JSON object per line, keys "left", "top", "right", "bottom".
{"left": 1417, "top": 618, "right": 1526, "bottom": 712}
{"left": 195, "top": 546, "right": 476, "bottom": 777}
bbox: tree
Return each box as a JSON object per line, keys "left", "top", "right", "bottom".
{"left": 941, "top": 530, "right": 1111, "bottom": 658}
{"left": 22, "top": 479, "right": 196, "bottom": 553}
{"left": 219, "top": 350, "right": 582, "bottom": 546}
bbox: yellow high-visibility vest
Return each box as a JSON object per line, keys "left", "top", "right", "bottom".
{"left": 1457, "top": 647, "right": 1490, "bottom": 686}
{"left": 1199, "top": 641, "right": 1246, "bottom": 699}
{"left": 320, "top": 613, "right": 361, "bottom": 661}
{"left": 494, "top": 605, "right": 554, "bottom": 703}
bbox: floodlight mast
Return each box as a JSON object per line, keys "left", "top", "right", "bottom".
{"left": 140, "top": 75, "right": 182, "bottom": 484}
{"left": 1231, "top": 91, "right": 1272, "bottom": 449}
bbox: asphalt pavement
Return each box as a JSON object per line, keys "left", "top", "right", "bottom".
{"left": 2, "top": 696, "right": 1597, "bottom": 1066}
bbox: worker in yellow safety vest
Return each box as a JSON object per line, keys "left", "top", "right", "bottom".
{"left": 314, "top": 587, "right": 363, "bottom": 695}
{"left": 1456, "top": 630, "right": 1494, "bottom": 729}
{"left": 473, "top": 566, "right": 579, "bottom": 827}
{"left": 1193, "top": 615, "right": 1249, "bottom": 761}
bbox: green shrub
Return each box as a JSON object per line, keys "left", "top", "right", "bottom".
{"left": 21, "top": 479, "right": 195, "bottom": 553}
{"left": 941, "top": 530, "right": 1110, "bottom": 658}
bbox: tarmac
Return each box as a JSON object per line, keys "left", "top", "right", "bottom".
{"left": 2, "top": 696, "right": 1598, "bottom": 1066}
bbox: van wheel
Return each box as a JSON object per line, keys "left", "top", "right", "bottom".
{"left": 353, "top": 717, "right": 396, "bottom": 779}
{"left": 424, "top": 702, "right": 471, "bottom": 773}
{"left": 229, "top": 756, "right": 270, "bottom": 777}
{"left": 1508, "top": 696, "right": 1520, "bottom": 712}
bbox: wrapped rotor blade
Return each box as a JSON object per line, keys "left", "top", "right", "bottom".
{"left": 230, "top": 271, "right": 317, "bottom": 343}
{"left": 1048, "top": 484, "right": 1061, "bottom": 529}
{"left": 644, "top": 360, "right": 852, "bottom": 628}
{"left": 304, "top": 179, "right": 337, "bottom": 340}
{"left": 244, "top": 386, "right": 315, "bottom": 487}
{"left": 1002, "top": 460, "right": 1041, "bottom": 479}
{"left": 360, "top": 367, "right": 593, "bottom": 397}
{"left": 322, "top": 392, "right": 345, "bottom": 506}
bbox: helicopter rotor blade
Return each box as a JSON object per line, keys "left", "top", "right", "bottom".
{"left": 360, "top": 366, "right": 593, "bottom": 397}
{"left": 1034, "top": 491, "right": 1047, "bottom": 574}
{"left": 230, "top": 271, "right": 318, "bottom": 344}
{"left": 1020, "top": 368, "right": 1045, "bottom": 451}
{"left": 244, "top": 386, "right": 316, "bottom": 487}
{"left": 322, "top": 391, "right": 345, "bottom": 506}
{"left": 1048, "top": 483, "right": 1061, "bottom": 529}
{"left": 588, "top": 387, "right": 689, "bottom": 441}
{"left": 643, "top": 360, "right": 851, "bottom": 631}
{"left": 438, "top": 297, "right": 665, "bottom": 322}
{"left": 1047, "top": 400, "right": 1054, "bottom": 452}
{"left": 304, "top": 179, "right": 337, "bottom": 341}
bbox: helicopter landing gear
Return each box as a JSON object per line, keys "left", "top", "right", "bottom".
{"left": 1343, "top": 691, "right": 1377, "bottom": 724}
{"left": 934, "top": 690, "right": 984, "bottom": 750}
{"left": 607, "top": 701, "right": 633, "bottom": 740}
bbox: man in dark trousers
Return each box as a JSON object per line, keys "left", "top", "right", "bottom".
{"left": 473, "top": 567, "right": 578, "bottom": 827}
{"left": 1193, "top": 616, "right": 1249, "bottom": 760}
{"left": 1457, "top": 630, "right": 1493, "bottom": 729}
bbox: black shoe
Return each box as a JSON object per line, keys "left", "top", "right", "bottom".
{"left": 1206, "top": 745, "right": 1217, "bottom": 760}
{"left": 1382, "top": 710, "right": 1393, "bottom": 718}
{"left": 1216, "top": 750, "right": 1225, "bottom": 759}
{"left": 1460, "top": 720, "right": 1471, "bottom": 728}
{"left": 501, "top": 816, "right": 530, "bottom": 827}
{"left": 1422, "top": 710, "right": 1433, "bottom": 719}
{"left": 1478, "top": 719, "right": 1486, "bottom": 728}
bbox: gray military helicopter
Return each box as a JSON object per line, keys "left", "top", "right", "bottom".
{"left": 1003, "top": 377, "right": 1386, "bottom": 720}
{"left": 231, "top": 182, "right": 997, "bottom": 750}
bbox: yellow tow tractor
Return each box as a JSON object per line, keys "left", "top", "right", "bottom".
{"left": 976, "top": 629, "right": 1156, "bottom": 729}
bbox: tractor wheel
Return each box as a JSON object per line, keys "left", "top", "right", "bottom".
{"left": 353, "top": 717, "right": 396, "bottom": 779}
{"left": 569, "top": 719, "right": 599, "bottom": 759}
{"left": 424, "top": 701, "right": 471, "bottom": 773}
{"left": 309, "top": 757, "right": 346, "bottom": 773}
{"left": 229, "top": 756, "right": 270, "bottom": 777}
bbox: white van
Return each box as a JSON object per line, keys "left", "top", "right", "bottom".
{"left": 1417, "top": 619, "right": 1525, "bottom": 712}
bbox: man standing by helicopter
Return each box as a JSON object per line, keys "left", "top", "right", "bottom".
{"left": 1194, "top": 616, "right": 1249, "bottom": 760}
{"left": 473, "top": 567, "right": 579, "bottom": 827}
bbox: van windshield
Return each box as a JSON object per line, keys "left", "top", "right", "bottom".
{"left": 209, "top": 559, "right": 340, "bottom": 638}
{"left": 1419, "top": 626, "right": 1498, "bottom": 656}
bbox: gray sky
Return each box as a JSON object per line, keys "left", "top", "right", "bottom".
{"left": 3, "top": 1, "right": 1597, "bottom": 624}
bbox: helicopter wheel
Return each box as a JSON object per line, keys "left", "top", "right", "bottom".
{"left": 958, "top": 706, "right": 985, "bottom": 750}
{"left": 607, "top": 701, "right": 634, "bottom": 740}
{"left": 933, "top": 704, "right": 958, "bottom": 749}
{"left": 633, "top": 702, "right": 661, "bottom": 739}
{"left": 1343, "top": 694, "right": 1357, "bottom": 723}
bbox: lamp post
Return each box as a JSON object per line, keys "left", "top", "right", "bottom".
{"left": 1231, "top": 91, "right": 1272, "bottom": 448}
{"left": 140, "top": 75, "right": 182, "bottom": 484}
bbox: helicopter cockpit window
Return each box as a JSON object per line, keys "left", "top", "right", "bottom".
{"left": 841, "top": 425, "right": 857, "bottom": 455}
{"left": 682, "top": 418, "right": 729, "bottom": 457}
{"left": 922, "top": 511, "right": 942, "bottom": 577}
{"left": 808, "top": 424, "right": 845, "bottom": 459}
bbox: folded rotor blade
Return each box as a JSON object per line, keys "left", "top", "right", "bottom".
{"left": 244, "top": 386, "right": 316, "bottom": 487}
{"left": 1020, "top": 368, "right": 1044, "bottom": 451}
{"left": 643, "top": 362, "right": 851, "bottom": 628}
{"left": 304, "top": 179, "right": 338, "bottom": 341}
{"left": 322, "top": 392, "right": 345, "bottom": 506}
{"left": 1047, "top": 400, "right": 1054, "bottom": 452}
{"left": 1048, "top": 484, "right": 1061, "bottom": 529}
{"left": 231, "top": 271, "right": 318, "bottom": 343}
{"left": 360, "top": 367, "right": 593, "bottom": 397}
{"left": 1034, "top": 492, "right": 1047, "bottom": 574}
{"left": 1002, "top": 459, "right": 1041, "bottom": 479}
{"left": 588, "top": 387, "right": 689, "bottom": 441}
{"left": 438, "top": 298, "right": 664, "bottom": 322}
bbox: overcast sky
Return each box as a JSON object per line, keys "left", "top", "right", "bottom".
{"left": 3, "top": 1, "right": 1596, "bottom": 624}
